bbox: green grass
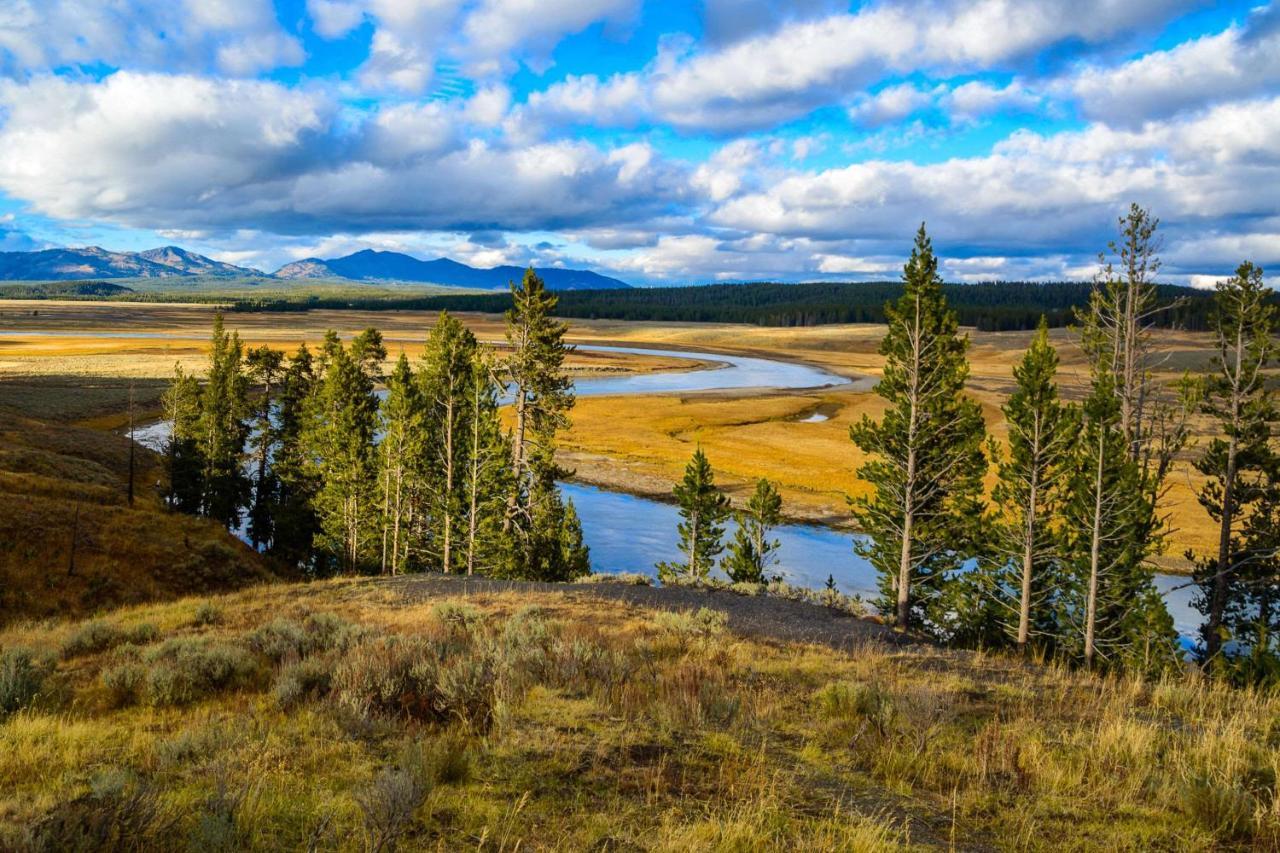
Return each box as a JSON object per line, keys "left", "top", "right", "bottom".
{"left": 1, "top": 579, "right": 1277, "bottom": 850}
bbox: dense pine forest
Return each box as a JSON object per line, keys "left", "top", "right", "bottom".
{"left": 233, "top": 279, "right": 1220, "bottom": 331}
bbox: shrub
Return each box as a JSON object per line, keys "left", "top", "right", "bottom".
{"left": 273, "top": 657, "right": 333, "bottom": 709}
{"left": 655, "top": 607, "right": 728, "bottom": 639}
{"left": 100, "top": 659, "right": 146, "bottom": 707}
{"left": 356, "top": 768, "right": 429, "bottom": 853}
{"left": 124, "top": 623, "right": 160, "bottom": 645}
{"left": 0, "top": 647, "right": 48, "bottom": 717}
{"left": 577, "top": 572, "right": 653, "bottom": 586}
{"left": 304, "top": 612, "right": 366, "bottom": 653}
{"left": 333, "top": 635, "right": 497, "bottom": 730}
{"left": 25, "top": 769, "right": 172, "bottom": 852}
{"left": 193, "top": 601, "right": 223, "bottom": 627}
{"left": 247, "top": 618, "right": 308, "bottom": 663}
{"left": 60, "top": 621, "right": 122, "bottom": 659}
{"left": 141, "top": 638, "right": 257, "bottom": 706}
{"left": 430, "top": 602, "right": 482, "bottom": 633}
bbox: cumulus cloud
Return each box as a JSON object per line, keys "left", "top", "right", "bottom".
{"left": 848, "top": 83, "right": 938, "bottom": 127}
{"left": 0, "top": 71, "right": 688, "bottom": 238}
{"left": 710, "top": 94, "right": 1280, "bottom": 274}
{"left": 0, "top": 0, "right": 303, "bottom": 76}
{"left": 639, "top": 0, "right": 1196, "bottom": 131}
{"left": 1068, "top": 6, "right": 1280, "bottom": 127}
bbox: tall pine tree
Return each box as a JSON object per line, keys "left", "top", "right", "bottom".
{"left": 1193, "top": 261, "right": 1277, "bottom": 666}
{"left": 501, "top": 268, "right": 586, "bottom": 580}
{"left": 988, "top": 318, "right": 1075, "bottom": 651}
{"left": 161, "top": 363, "right": 203, "bottom": 514}
{"left": 849, "top": 225, "right": 987, "bottom": 633}
{"left": 378, "top": 352, "right": 424, "bottom": 575}
{"left": 303, "top": 330, "right": 385, "bottom": 574}
{"left": 419, "top": 312, "right": 478, "bottom": 574}
{"left": 196, "top": 314, "right": 251, "bottom": 530}
{"left": 461, "top": 348, "right": 511, "bottom": 576}
{"left": 245, "top": 345, "right": 284, "bottom": 551}
{"left": 269, "top": 344, "right": 320, "bottom": 570}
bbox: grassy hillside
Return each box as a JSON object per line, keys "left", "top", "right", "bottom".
{"left": 0, "top": 379, "right": 278, "bottom": 625}
{"left": 1, "top": 577, "right": 1276, "bottom": 850}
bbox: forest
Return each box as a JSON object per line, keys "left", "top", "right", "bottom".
{"left": 232, "top": 279, "right": 1221, "bottom": 331}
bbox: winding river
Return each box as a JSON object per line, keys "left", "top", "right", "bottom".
{"left": 122, "top": 337, "right": 1197, "bottom": 641}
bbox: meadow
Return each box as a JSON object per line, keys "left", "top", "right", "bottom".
{"left": 2, "top": 577, "right": 1277, "bottom": 850}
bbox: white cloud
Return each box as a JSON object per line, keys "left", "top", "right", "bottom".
{"left": 848, "top": 83, "right": 938, "bottom": 127}
{"left": 0, "top": 71, "right": 688, "bottom": 239}
{"left": 710, "top": 94, "right": 1280, "bottom": 272}
{"left": 0, "top": 0, "right": 303, "bottom": 76}
{"left": 944, "top": 79, "right": 1040, "bottom": 119}
{"left": 462, "top": 0, "right": 639, "bottom": 73}
{"left": 1068, "top": 8, "right": 1280, "bottom": 127}
{"left": 640, "top": 0, "right": 1196, "bottom": 131}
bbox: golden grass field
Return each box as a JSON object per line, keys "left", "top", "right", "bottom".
{"left": 2, "top": 577, "right": 1278, "bottom": 849}
{"left": 0, "top": 300, "right": 1225, "bottom": 565}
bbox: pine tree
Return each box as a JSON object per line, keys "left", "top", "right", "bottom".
{"left": 245, "top": 345, "right": 284, "bottom": 551}
{"left": 303, "top": 329, "right": 385, "bottom": 573}
{"left": 196, "top": 314, "right": 251, "bottom": 529}
{"left": 269, "top": 344, "right": 319, "bottom": 570}
{"left": 659, "top": 448, "right": 730, "bottom": 583}
{"left": 419, "top": 312, "right": 478, "bottom": 573}
{"left": 161, "top": 362, "right": 203, "bottom": 513}
{"left": 378, "top": 352, "right": 423, "bottom": 575}
{"left": 1230, "top": 469, "right": 1280, "bottom": 683}
{"left": 1193, "top": 261, "right": 1277, "bottom": 666}
{"left": 988, "top": 318, "right": 1075, "bottom": 652}
{"left": 724, "top": 477, "right": 783, "bottom": 584}
{"left": 461, "top": 348, "right": 511, "bottom": 576}
{"left": 501, "top": 268, "right": 580, "bottom": 579}
{"left": 1065, "top": 205, "right": 1189, "bottom": 671}
{"left": 849, "top": 225, "right": 988, "bottom": 633}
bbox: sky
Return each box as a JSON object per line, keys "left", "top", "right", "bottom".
{"left": 0, "top": 1, "right": 1276, "bottom": 286}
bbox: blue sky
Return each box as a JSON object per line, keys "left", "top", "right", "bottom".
{"left": 0, "top": 0, "right": 1276, "bottom": 285}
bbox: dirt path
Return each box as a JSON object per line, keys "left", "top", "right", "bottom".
{"left": 373, "top": 574, "right": 915, "bottom": 652}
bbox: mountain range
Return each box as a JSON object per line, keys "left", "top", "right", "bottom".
{"left": 0, "top": 246, "right": 630, "bottom": 290}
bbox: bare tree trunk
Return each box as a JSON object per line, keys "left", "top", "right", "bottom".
{"left": 503, "top": 389, "right": 527, "bottom": 534}
{"left": 1084, "top": 430, "right": 1106, "bottom": 669}
{"left": 442, "top": 397, "right": 454, "bottom": 573}
{"left": 1018, "top": 468, "right": 1038, "bottom": 651}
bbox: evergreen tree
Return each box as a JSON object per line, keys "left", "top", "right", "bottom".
{"left": 849, "top": 225, "right": 988, "bottom": 633}
{"left": 1192, "top": 262, "right": 1277, "bottom": 666}
{"left": 723, "top": 478, "right": 783, "bottom": 584}
{"left": 196, "top": 314, "right": 251, "bottom": 529}
{"left": 303, "top": 330, "right": 385, "bottom": 573}
{"left": 419, "top": 312, "right": 478, "bottom": 573}
{"left": 269, "top": 344, "right": 319, "bottom": 570}
{"left": 461, "top": 349, "right": 511, "bottom": 576}
{"left": 1064, "top": 205, "right": 1188, "bottom": 671}
{"left": 658, "top": 448, "right": 730, "bottom": 583}
{"left": 987, "top": 318, "right": 1075, "bottom": 651}
{"left": 161, "top": 363, "right": 203, "bottom": 513}
{"left": 1229, "top": 469, "right": 1280, "bottom": 683}
{"left": 244, "top": 345, "right": 284, "bottom": 551}
{"left": 378, "top": 352, "right": 424, "bottom": 575}
{"left": 501, "top": 268, "right": 581, "bottom": 579}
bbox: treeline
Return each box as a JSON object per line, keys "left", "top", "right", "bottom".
{"left": 232, "top": 280, "right": 1219, "bottom": 332}
{"left": 161, "top": 270, "right": 588, "bottom": 581}
{"left": 649, "top": 207, "right": 1280, "bottom": 684}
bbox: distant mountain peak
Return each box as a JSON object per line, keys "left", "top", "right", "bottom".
{"left": 271, "top": 250, "right": 630, "bottom": 290}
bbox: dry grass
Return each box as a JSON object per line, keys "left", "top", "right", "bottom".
{"left": 1, "top": 579, "right": 1277, "bottom": 850}
{"left": 0, "top": 407, "right": 278, "bottom": 626}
